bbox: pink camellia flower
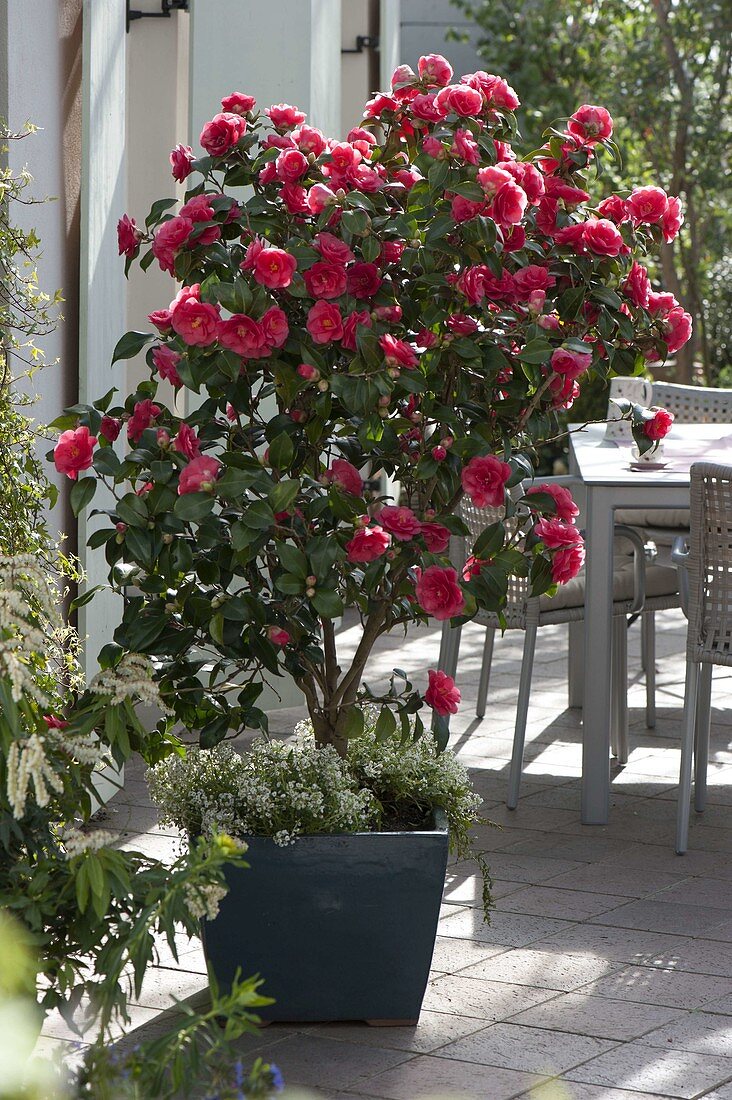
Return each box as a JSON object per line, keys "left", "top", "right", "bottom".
{"left": 451, "top": 195, "right": 483, "bottom": 223}
{"left": 373, "top": 305, "right": 402, "bottom": 323}
{"left": 280, "top": 182, "right": 310, "bottom": 215}
{"left": 307, "top": 301, "right": 343, "bottom": 344}
{"left": 152, "top": 215, "right": 193, "bottom": 274}
{"left": 476, "top": 165, "right": 513, "bottom": 198}
{"left": 451, "top": 128, "right": 480, "bottom": 165}
{"left": 534, "top": 516, "right": 584, "bottom": 549}
{"left": 381, "top": 240, "right": 406, "bottom": 265}
{"left": 461, "top": 454, "right": 512, "bottom": 508}
{"left": 582, "top": 217, "right": 624, "bottom": 257}
{"left": 294, "top": 124, "right": 327, "bottom": 156}
{"left": 418, "top": 53, "right": 454, "bottom": 87}
{"left": 527, "top": 289, "right": 546, "bottom": 314}
{"left": 325, "top": 458, "right": 363, "bottom": 496}
{"left": 327, "top": 141, "right": 362, "bottom": 173}
{"left": 218, "top": 314, "right": 268, "bottom": 359}
{"left": 497, "top": 160, "right": 544, "bottom": 204}
{"left": 127, "top": 399, "right": 161, "bottom": 443}
{"left": 662, "top": 195, "right": 684, "bottom": 243}
{"left": 221, "top": 92, "right": 256, "bottom": 115}
{"left": 156, "top": 429, "right": 171, "bottom": 449}
{"left": 415, "top": 565, "right": 465, "bottom": 621}
{"left": 421, "top": 522, "right": 451, "bottom": 554}
{"left": 267, "top": 625, "right": 291, "bottom": 647}
{"left": 307, "top": 183, "right": 337, "bottom": 214}
{"left": 304, "top": 260, "right": 347, "bottom": 300}
{"left": 170, "top": 143, "right": 195, "bottom": 181}
{"left": 341, "top": 309, "right": 372, "bottom": 351}
{"left": 552, "top": 544, "right": 585, "bottom": 584}
{"left": 170, "top": 286, "right": 220, "bottom": 347}
{"left": 54, "top": 426, "right": 97, "bottom": 480}
{"left": 416, "top": 327, "right": 438, "bottom": 349}
{"left": 345, "top": 524, "right": 391, "bottom": 563}
{"left": 597, "top": 195, "right": 629, "bottom": 224}
{"left": 391, "top": 62, "right": 417, "bottom": 89}
{"left": 240, "top": 236, "right": 266, "bottom": 271}
{"left": 411, "top": 93, "right": 448, "bottom": 124}
{"left": 424, "top": 668, "right": 461, "bottom": 716}
{"left": 463, "top": 71, "right": 520, "bottom": 110}
{"left": 551, "top": 347, "right": 593, "bottom": 381}
{"left": 172, "top": 422, "right": 201, "bottom": 460}
{"left": 663, "top": 307, "right": 693, "bottom": 354}
{"left": 543, "top": 177, "right": 591, "bottom": 205}
{"left": 43, "top": 714, "right": 69, "bottom": 730}
{"left": 177, "top": 455, "right": 222, "bottom": 495}
{"left": 346, "top": 262, "right": 382, "bottom": 299}
{"left": 99, "top": 415, "right": 122, "bottom": 442}
{"left": 266, "top": 103, "right": 307, "bottom": 129}
{"left": 364, "top": 92, "right": 399, "bottom": 119}
{"left": 276, "top": 147, "right": 309, "bottom": 183}
{"left": 628, "top": 185, "right": 668, "bottom": 224}
{"left": 622, "top": 261, "right": 651, "bottom": 309}
{"left": 491, "top": 181, "right": 528, "bottom": 226}
{"left": 447, "top": 314, "right": 479, "bottom": 336}
{"left": 527, "top": 483, "right": 580, "bottom": 523}
{"left": 568, "top": 104, "right": 613, "bottom": 143}
{"left": 117, "top": 214, "right": 142, "bottom": 258}
{"left": 314, "top": 231, "right": 354, "bottom": 265}
{"left": 435, "top": 83, "right": 484, "bottom": 117}
{"left": 647, "top": 291, "right": 679, "bottom": 317}
{"left": 152, "top": 344, "right": 183, "bottom": 388}
{"left": 178, "top": 193, "right": 221, "bottom": 246}
{"left": 378, "top": 505, "right": 423, "bottom": 542}
{"left": 644, "top": 407, "right": 674, "bottom": 441}
{"left": 199, "top": 112, "right": 246, "bottom": 156}
{"left": 148, "top": 308, "right": 173, "bottom": 333}
{"left": 252, "top": 247, "right": 297, "bottom": 290}
{"left": 260, "top": 306, "right": 289, "bottom": 349}
{"left": 297, "top": 363, "right": 319, "bottom": 381}
{"left": 512, "top": 265, "right": 556, "bottom": 299}
{"left": 379, "top": 334, "right": 419, "bottom": 369}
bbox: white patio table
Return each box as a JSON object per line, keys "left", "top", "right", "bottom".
{"left": 569, "top": 421, "right": 732, "bottom": 824}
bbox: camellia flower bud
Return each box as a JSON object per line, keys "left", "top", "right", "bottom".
{"left": 289, "top": 409, "right": 308, "bottom": 423}
{"left": 387, "top": 367, "right": 401, "bottom": 380}
{"left": 162, "top": 533, "right": 174, "bottom": 545}
{"left": 305, "top": 586, "right": 316, "bottom": 598}
{"left": 431, "top": 445, "right": 447, "bottom": 462}
{"left": 297, "top": 363, "right": 320, "bottom": 381}
{"left": 157, "top": 428, "right": 171, "bottom": 448}
{"left": 116, "top": 522, "right": 127, "bottom": 533}
{"left": 306, "top": 575, "right": 317, "bottom": 586}
{"left": 317, "top": 380, "right": 330, "bottom": 392}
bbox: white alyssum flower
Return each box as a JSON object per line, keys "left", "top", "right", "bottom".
{"left": 90, "top": 652, "right": 168, "bottom": 711}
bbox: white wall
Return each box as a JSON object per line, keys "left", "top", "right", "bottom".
{"left": 399, "top": 0, "right": 482, "bottom": 76}
{"left": 0, "top": 0, "right": 83, "bottom": 526}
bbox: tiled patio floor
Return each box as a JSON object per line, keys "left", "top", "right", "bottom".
{"left": 47, "top": 608, "right": 732, "bottom": 1098}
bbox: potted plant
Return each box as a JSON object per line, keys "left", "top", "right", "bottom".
{"left": 53, "top": 54, "right": 689, "bottom": 1022}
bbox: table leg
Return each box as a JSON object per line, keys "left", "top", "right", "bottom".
{"left": 581, "top": 485, "right": 615, "bottom": 824}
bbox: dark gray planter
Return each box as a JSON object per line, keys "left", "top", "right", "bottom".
{"left": 201, "top": 811, "right": 449, "bottom": 1024}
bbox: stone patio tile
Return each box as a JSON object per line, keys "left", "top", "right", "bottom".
{"left": 457, "top": 949, "right": 617, "bottom": 992}
{"left": 583, "top": 965, "right": 732, "bottom": 1009}
{"left": 701, "top": 1085, "right": 732, "bottom": 1100}
{"left": 435, "top": 1021, "right": 615, "bottom": 1075}
{"left": 487, "top": 805, "right": 587, "bottom": 834}
{"left": 509, "top": 991, "right": 682, "bottom": 1041}
{"left": 704, "top": 919, "right": 732, "bottom": 943}
{"left": 356, "top": 1053, "right": 544, "bottom": 1100}
{"left": 422, "top": 975, "right": 557, "bottom": 1021}
{"left": 531, "top": 922, "right": 732, "bottom": 977}
{"left": 503, "top": 833, "right": 639, "bottom": 864}
{"left": 543, "top": 863, "right": 689, "bottom": 899}
{"left": 471, "top": 853, "right": 585, "bottom": 885}
{"left": 310, "top": 1010, "right": 490, "bottom": 1055}
{"left": 430, "top": 937, "right": 511, "bottom": 974}
{"left": 437, "top": 906, "right": 575, "bottom": 948}
{"left": 565, "top": 1041, "right": 732, "bottom": 1098}
{"left": 645, "top": 876, "right": 732, "bottom": 909}
{"left": 496, "top": 886, "right": 627, "bottom": 922}
{"left": 520, "top": 1081, "right": 672, "bottom": 1100}
{"left": 637, "top": 1010, "right": 732, "bottom": 1056}
{"left": 588, "top": 898, "right": 731, "bottom": 936}
{"left": 229, "top": 1033, "right": 411, "bottom": 1093}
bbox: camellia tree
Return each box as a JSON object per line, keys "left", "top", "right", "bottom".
{"left": 53, "top": 55, "right": 689, "bottom": 755}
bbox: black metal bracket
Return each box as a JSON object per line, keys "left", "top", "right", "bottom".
{"left": 341, "top": 34, "right": 379, "bottom": 55}
{"left": 126, "top": 0, "right": 189, "bottom": 33}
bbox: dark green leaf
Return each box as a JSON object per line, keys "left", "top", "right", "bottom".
{"left": 111, "top": 331, "right": 154, "bottom": 365}
{"left": 70, "top": 477, "right": 97, "bottom": 516}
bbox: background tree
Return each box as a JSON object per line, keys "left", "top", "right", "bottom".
{"left": 451, "top": 0, "right": 732, "bottom": 382}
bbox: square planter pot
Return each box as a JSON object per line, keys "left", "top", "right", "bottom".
{"left": 201, "top": 810, "right": 449, "bottom": 1024}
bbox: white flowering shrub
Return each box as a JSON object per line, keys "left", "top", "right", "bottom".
{"left": 149, "top": 708, "right": 491, "bottom": 909}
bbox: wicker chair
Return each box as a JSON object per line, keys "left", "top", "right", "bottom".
{"left": 671, "top": 463, "right": 732, "bottom": 853}
{"left": 439, "top": 484, "right": 679, "bottom": 808}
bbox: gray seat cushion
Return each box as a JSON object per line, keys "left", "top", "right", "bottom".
{"left": 615, "top": 507, "right": 690, "bottom": 530}
{"left": 539, "top": 556, "right": 678, "bottom": 612}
